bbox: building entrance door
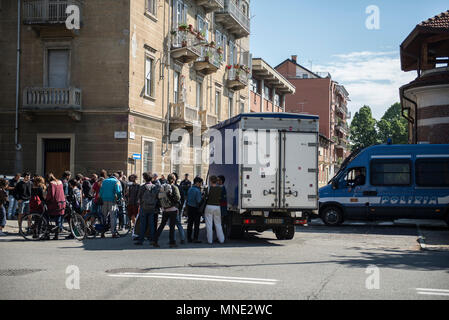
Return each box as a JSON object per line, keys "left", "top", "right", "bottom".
{"left": 44, "top": 139, "right": 71, "bottom": 178}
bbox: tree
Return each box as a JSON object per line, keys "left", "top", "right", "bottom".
{"left": 377, "top": 102, "right": 409, "bottom": 145}
{"left": 349, "top": 105, "right": 378, "bottom": 151}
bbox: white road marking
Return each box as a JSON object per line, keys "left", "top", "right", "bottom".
{"left": 109, "top": 273, "right": 279, "bottom": 285}
{"left": 416, "top": 288, "right": 449, "bottom": 297}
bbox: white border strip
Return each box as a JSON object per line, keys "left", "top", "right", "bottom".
{"left": 416, "top": 155, "right": 449, "bottom": 158}
{"left": 371, "top": 155, "right": 412, "bottom": 159}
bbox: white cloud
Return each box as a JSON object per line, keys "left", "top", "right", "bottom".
{"left": 315, "top": 51, "right": 417, "bottom": 120}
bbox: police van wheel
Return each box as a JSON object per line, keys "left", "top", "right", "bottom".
{"left": 274, "top": 226, "right": 295, "bottom": 240}
{"left": 321, "top": 207, "right": 343, "bottom": 226}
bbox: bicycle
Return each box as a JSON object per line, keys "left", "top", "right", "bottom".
{"left": 83, "top": 205, "right": 131, "bottom": 239}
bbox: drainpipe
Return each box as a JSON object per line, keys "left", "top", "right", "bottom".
{"left": 163, "top": 0, "right": 172, "bottom": 172}
{"left": 14, "top": 0, "right": 23, "bottom": 174}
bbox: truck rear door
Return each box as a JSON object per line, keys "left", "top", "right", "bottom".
{"left": 241, "top": 131, "right": 280, "bottom": 209}
{"left": 281, "top": 132, "right": 318, "bottom": 209}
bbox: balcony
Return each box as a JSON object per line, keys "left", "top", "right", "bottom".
{"left": 226, "top": 66, "right": 249, "bottom": 91}
{"left": 170, "top": 102, "right": 200, "bottom": 130}
{"left": 199, "top": 110, "right": 218, "bottom": 131}
{"left": 215, "top": 0, "right": 250, "bottom": 39}
{"left": 195, "top": 0, "right": 224, "bottom": 13}
{"left": 335, "top": 121, "right": 350, "bottom": 135}
{"left": 23, "top": 87, "right": 81, "bottom": 110}
{"left": 23, "top": 0, "right": 81, "bottom": 25}
{"left": 170, "top": 29, "right": 202, "bottom": 64}
{"left": 335, "top": 138, "right": 348, "bottom": 150}
{"left": 194, "top": 46, "right": 224, "bottom": 75}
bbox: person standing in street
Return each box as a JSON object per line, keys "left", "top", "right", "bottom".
{"left": 45, "top": 173, "right": 66, "bottom": 240}
{"left": 135, "top": 172, "right": 160, "bottom": 246}
{"left": 82, "top": 174, "right": 96, "bottom": 213}
{"left": 154, "top": 174, "right": 181, "bottom": 248}
{"left": 0, "top": 178, "right": 8, "bottom": 236}
{"left": 6, "top": 173, "right": 20, "bottom": 220}
{"left": 186, "top": 177, "right": 203, "bottom": 243}
{"left": 126, "top": 174, "right": 140, "bottom": 228}
{"left": 61, "top": 171, "right": 71, "bottom": 198}
{"left": 16, "top": 173, "right": 32, "bottom": 225}
{"left": 172, "top": 173, "right": 186, "bottom": 245}
{"left": 99, "top": 174, "right": 122, "bottom": 238}
{"left": 204, "top": 176, "right": 225, "bottom": 245}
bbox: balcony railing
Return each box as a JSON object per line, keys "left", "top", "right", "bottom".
{"left": 23, "top": 0, "right": 81, "bottom": 25}
{"left": 194, "top": 46, "right": 224, "bottom": 74}
{"left": 226, "top": 67, "right": 249, "bottom": 90}
{"left": 215, "top": 0, "right": 250, "bottom": 38}
{"left": 170, "top": 102, "right": 199, "bottom": 129}
{"left": 171, "top": 29, "right": 202, "bottom": 63}
{"left": 23, "top": 87, "right": 82, "bottom": 110}
{"left": 196, "top": 0, "right": 224, "bottom": 12}
{"left": 199, "top": 110, "right": 218, "bottom": 129}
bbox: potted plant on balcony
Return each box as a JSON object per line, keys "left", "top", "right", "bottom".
{"left": 217, "top": 46, "right": 223, "bottom": 54}
{"left": 196, "top": 31, "right": 206, "bottom": 41}
{"left": 205, "top": 50, "right": 213, "bottom": 63}
{"left": 188, "top": 24, "right": 194, "bottom": 33}
{"left": 178, "top": 23, "right": 188, "bottom": 31}
{"left": 209, "top": 41, "right": 216, "bottom": 48}
{"left": 226, "top": 65, "right": 232, "bottom": 70}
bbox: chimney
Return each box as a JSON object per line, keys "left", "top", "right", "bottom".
{"left": 291, "top": 55, "right": 298, "bottom": 63}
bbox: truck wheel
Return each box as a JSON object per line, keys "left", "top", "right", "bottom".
{"left": 274, "top": 226, "right": 295, "bottom": 240}
{"left": 224, "top": 217, "right": 244, "bottom": 239}
{"left": 321, "top": 206, "right": 343, "bottom": 226}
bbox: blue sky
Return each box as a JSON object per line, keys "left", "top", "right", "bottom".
{"left": 250, "top": 1, "right": 448, "bottom": 120}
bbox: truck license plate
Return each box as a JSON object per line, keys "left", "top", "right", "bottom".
{"left": 265, "top": 219, "right": 284, "bottom": 225}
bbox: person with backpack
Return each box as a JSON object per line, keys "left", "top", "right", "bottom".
{"left": 135, "top": 172, "right": 160, "bottom": 246}
{"left": 186, "top": 177, "right": 203, "bottom": 243}
{"left": 82, "top": 174, "right": 96, "bottom": 213}
{"left": 99, "top": 174, "right": 122, "bottom": 238}
{"left": 0, "top": 178, "right": 8, "bottom": 236}
{"left": 30, "top": 176, "right": 46, "bottom": 214}
{"left": 45, "top": 173, "right": 67, "bottom": 240}
{"left": 154, "top": 174, "right": 181, "bottom": 248}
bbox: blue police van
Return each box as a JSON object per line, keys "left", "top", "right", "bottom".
{"left": 319, "top": 144, "right": 449, "bottom": 227}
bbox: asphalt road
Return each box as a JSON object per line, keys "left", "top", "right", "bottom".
{"left": 0, "top": 219, "right": 448, "bottom": 300}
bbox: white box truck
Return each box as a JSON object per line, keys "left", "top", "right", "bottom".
{"left": 208, "top": 113, "right": 319, "bottom": 240}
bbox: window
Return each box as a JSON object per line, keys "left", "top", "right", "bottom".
{"left": 197, "top": 15, "right": 209, "bottom": 40}
{"left": 196, "top": 81, "right": 203, "bottom": 110}
{"left": 47, "top": 49, "right": 69, "bottom": 88}
{"left": 146, "top": 0, "right": 157, "bottom": 16}
{"left": 274, "top": 93, "right": 280, "bottom": 106}
{"left": 250, "top": 78, "right": 257, "bottom": 93}
{"left": 371, "top": 159, "right": 411, "bottom": 186}
{"left": 145, "top": 56, "right": 154, "bottom": 97}
{"left": 229, "top": 41, "right": 235, "bottom": 65}
{"left": 344, "top": 167, "right": 366, "bottom": 187}
{"left": 174, "top": 71, "right": 180, "bottom": 103}
{"left": 173, "top": 0, "right": 187, "bottom": 26}
{"left": 215, "top": 29, "right": 227, "bottom": 60}
{"left": 303, "top": 74, "right": 308, "bottom": 79}
{"left": 194, "top": 149, "right": 202, "bottom": 178}
{"left": 215, "top": 91, "right": 221, "bottom": 116}
{"left": 143, "top": 140, "right": 154, "bottom": 173}
{"left": 228, "top": 96, "right": 233, "bottom": 117}
{"left": 416, "top": 159, "right": 449, "bottom": 187}
{"left": 240, "top": 102, "right": 245, "bottom": 114}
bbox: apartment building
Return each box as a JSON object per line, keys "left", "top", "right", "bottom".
{"left": 250, "top": 58, "right": 295, "bottom": 113}
{"left": 400, "top": 10, "right": 449, "bottom": 144}
{"left": 275, "top": 55, "right": 351, "bottom": 186}
{"left": 0, "top": 0, "right": 251, "bottom": 179}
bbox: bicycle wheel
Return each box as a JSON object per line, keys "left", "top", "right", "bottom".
{"left": 116, "top": 213, "right": 131, "bottom": 236}
{"left": 70, "top": 213, "right": 87, "bottom": 241}
{"left": 19, "top": 213, "right": 48, "bottom": 241}
{"left": 84, "top": 215, "right": 101, "bottom": 239}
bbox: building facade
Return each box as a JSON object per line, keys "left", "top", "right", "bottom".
{"left": 250, "top": 58, "right": 295, "bottom": 113}
{"left": 0, "top": 0, "right": 251, "bottom": 179}
{"left": 275, "top": 55, "right": 351, "bottom": 186}
{"left": 400, "top": 10, "right": 449, "bottom": 145}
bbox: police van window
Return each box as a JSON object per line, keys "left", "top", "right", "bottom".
{"left": 416, "top": 159, "right": 449, "bottom": 187}
{"left": 371, "top": 159, "right": 411, "bottom": 186}
{"left": 345, "top": 167, "right": 366, "bottom": 186}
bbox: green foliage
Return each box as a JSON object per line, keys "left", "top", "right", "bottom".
{"left": 349, "top": 105, "right": 379, "bottom": 151}
{"left": 376, "top": 103, "right": 409, "bottom": 145}
{"left": 349, "top": 103, "right": 409, "bottom": 152}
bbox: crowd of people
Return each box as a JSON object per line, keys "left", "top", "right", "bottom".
{"left": 0, "top": 170, "right": 229, "bottom": 247}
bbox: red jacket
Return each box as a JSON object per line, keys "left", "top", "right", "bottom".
{"left": 46, "top": 181, "right": 66, "bottom": 216}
